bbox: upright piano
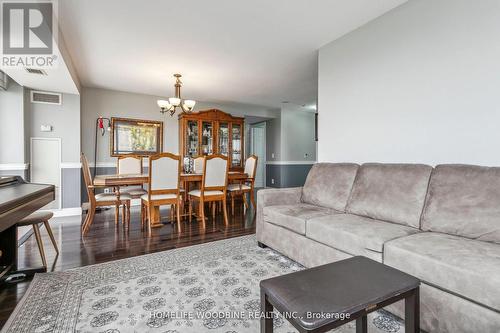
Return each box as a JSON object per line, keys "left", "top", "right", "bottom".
{"left": 0, "top": 176, "right": 55, "bottom": 281}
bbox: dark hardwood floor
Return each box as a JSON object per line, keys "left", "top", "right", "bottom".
{"left": 0, "top": 201, "right": 255, "bottom": 328}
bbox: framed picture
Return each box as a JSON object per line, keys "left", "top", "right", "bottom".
{"left": 110, "top": 117, "right": 163, "bottom": 157}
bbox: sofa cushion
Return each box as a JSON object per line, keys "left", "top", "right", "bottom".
{"left": 263, "top": 204, "right": 334, "bottom": 235}
{"left": 346, "top": 163, "right": 432, "bottom": 228}
{"left": 301, "top": 163, "right": 359, "bottom": 211}
{"left": 384, "top": 232, "right": 500, "bottom": 311}
{"left": 306, "top": 214, "right": 420, "bottom": 257}
{"left": 421, "top": 164, "right": 500, "bottom": 243}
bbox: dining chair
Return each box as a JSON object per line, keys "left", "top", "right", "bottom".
{"left": 81, "top": 153, "right": 131, "bottom": 235}
{"left": 141, "top": 153, "right": 182, "bottom": 234}
{"left": 117, "top": 155, "right": 148, "bottom": 199}
{"left": 228, "top": 155, "right": 258, "bottom": 215}
{"left": 188, "top": 155, "right": 229, "bottom": 227}
{"left": 193, "top": 156, "right": 204, "bottom": 173}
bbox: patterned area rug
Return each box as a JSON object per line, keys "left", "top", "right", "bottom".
{"left": 2, "top": 235, "right": 404, "bottom": 333}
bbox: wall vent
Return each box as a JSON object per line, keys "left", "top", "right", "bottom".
{"left": 30, "top": 90, "right": 62, "bottom": 105}
{"left": 25, "top": 68, "right": 47, "bottom": 75}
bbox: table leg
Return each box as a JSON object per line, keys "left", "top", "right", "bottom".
{"left": 356, "top": 315, "right": 367, "bottom": 333}
{"left": 261, "top": 292, "right": 273, "bottom": 333}
{"left": 405, "top": 287, "right": 420, "bottom": 333}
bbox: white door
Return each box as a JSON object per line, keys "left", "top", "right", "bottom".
{"left": 251, "top": 123, "right": 266, "bottom": 188}
{"left": 31, "top": 138, "right": 61, "bottom": 209}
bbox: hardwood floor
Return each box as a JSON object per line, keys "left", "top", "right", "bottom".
{"left": 0, "top": 201, "right": 256, "bottom": 328}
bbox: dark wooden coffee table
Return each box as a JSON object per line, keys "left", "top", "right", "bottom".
{"left": 260, "top": 256, "right": 420, "bottom": 333}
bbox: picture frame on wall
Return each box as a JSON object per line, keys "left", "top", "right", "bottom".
{"left": 110, "top": 117, "right": 163, "bottom": 157}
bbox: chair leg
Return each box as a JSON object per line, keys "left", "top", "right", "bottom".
{"left": 212, "top": 201, "right": 216, "bottom": 220}
{"left": 222, "top": 197, "right": 229, "bottom": 226}
{"left": 32, "top": 223, "right": 47, "bottom": 267}
{"left": 122, "top": 204, "right": 126, "bottom": 225}
{"left": 83, "top": 207, "right": 96, "bottom": 235}
{"left": 189, "top": 198, "right": 193, "bottom": 223}
{"left": 127, "top": 202, "right": 131, "bottom": 228}
{"left": 147, "top": 204, "right": 153, "bottom": 236}
{"left": 176, "top": 199, "right": 182, "bottom": 232}
{"left": 250, "top": 189, "right": 256, "bottom": 211}
{"left": 231, "top": 194, "right": 235, "bottom": 216}
{"left": 43, "top": 220, "right": 59, "bottom": 254}
{"left": 140, "top": 202, "right": 144, "bottom": 228}
{"left": 115, "top": 204, "right": 119, "bottom": 225}
{"left": 242, "top": 193, "right": 249, "bottom": 212}
{"left": 200, "top": 198, "right": 206, "bottom": 228}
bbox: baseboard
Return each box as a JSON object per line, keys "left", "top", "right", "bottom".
{"left": 48, "top": 207, "right": 83, "bottom": 217}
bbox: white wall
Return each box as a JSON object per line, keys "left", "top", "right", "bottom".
{"left": 0, "top": 81, "right": 26, "bottom": 164}
{"left": 81, "top": 87, "right": 279, "bottom": 164}
{"left": 318, "top": 0, "right": 500, "bottom": 166}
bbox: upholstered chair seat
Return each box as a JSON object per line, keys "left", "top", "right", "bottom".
{"left": 140, "top": 193, "right": 177, "bottom": 201}
{"left": 95, "top": 193, "right": 132, "bottom": 202}
{"left": 120, "top": 187, "right": 147, "bottom": 197}
{"left": 188, "top": 189, "right": 224, "bottom": 197}
{"left": 227, "top": 184, "right": 251, "bottom": 191}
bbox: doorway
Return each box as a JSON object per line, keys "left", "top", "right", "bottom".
{"left": 30, "top": 137, "right": 61, "bottom": 210}
{"left": 250, "top": 122, "right": 266, "bottom": 188}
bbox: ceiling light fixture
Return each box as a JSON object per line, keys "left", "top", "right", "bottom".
{"left": 157, "top": 74, "right": 196, "bottom": 116}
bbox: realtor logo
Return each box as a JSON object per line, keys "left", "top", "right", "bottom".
{"left": 1, "top": 0, "right": 58, "bottom": 67}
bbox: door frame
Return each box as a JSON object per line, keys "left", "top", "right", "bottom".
{"left": 30, "top": 137, "right": 62, "bottom": 210}
{"left": 250, "top": 122, "right": 266, "bottom": 188}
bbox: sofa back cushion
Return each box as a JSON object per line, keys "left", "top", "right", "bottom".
{"left": 301, "top": 163, "right": 359, "bottom": 211}
{"left": 346, "top": 163, "right": 432, "bottom": 228}
{"left": 421, "top": 164, "right": 500, "bottom": 243}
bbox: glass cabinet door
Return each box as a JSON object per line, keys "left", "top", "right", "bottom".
{"left": 201, "top": 121, "right": 213, "bottom": 155}
{"left": 186, "top": 120, "right": 198, "bottom": 156}
{"left": 218, "top": 123, "right": 229, "bottom": 156}
{"left": 231, "top": 123, "right": 242, "bottom": 167}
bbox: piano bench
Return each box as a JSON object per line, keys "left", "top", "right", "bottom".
{"left": 16, "top": 211, "right": 59, "bottom": 268}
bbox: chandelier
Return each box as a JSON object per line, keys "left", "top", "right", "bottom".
{"left": 157, "top": 74, "right": 196, "bottom": 116}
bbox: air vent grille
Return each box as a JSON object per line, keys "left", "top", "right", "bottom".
{"left": 30, "top": 91, "right": 62, "bottom": 105}
{"left": 25, "top": 68, "right": 47, "bottom": 75}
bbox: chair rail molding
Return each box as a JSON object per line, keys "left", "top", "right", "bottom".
{"left": 60, "top": 162, "right": 82, "bottom": 168}
{"left": 0, "top": 163, "right": 29, "bottom": 170}
{"left": 266, "top": 161, "right": 316, "bottom": 165}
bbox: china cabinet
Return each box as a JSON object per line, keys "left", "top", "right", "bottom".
{"left": 179, "top": 109, "right": 245, "bottom": 170}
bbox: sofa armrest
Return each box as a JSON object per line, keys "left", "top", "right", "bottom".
{"left": 256, "top": 187, "right": 303, "bottom": 242}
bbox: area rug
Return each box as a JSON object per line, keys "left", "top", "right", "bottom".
{"left": 2, "top": 235, "right": 404, "bottom": 333}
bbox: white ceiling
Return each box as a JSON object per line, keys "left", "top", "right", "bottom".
{"left": 59, "top": 0, "right": 406, "bottom": 108}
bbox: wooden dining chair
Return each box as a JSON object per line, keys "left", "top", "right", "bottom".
{"left": 188, "top": 155, "right": 229, "bottom": 227}
{"left": 81, "top": 153, "right": 131, "bottom": 235}
{"left": 141, "top": 153, "right": 182, "bottom": 234}
{"left": 193, "top": 156, "right": 204, "bottom": 173}
{"left": 117, "top": 155, "right": 147, "bottom": 198}
{"left": 228, "top": 155, "right": 258, "bottom": 215}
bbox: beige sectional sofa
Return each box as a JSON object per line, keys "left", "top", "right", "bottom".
{"left": 256, "top": 163, "right": 500, "bottom": 333}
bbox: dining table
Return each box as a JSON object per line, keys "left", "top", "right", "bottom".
{"left": 93, "top": 171, "right": 248, "bottom": 227}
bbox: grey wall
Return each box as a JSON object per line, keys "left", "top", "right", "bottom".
{"left": 280, "top": 104, "right": 316, "bottom": 162}
{"left": 81, "top": 87, "right": 279, "bottom": 165}
{"left": 0, "top": 81, "right": 26, "bottom": 164}
{"left": 318, "top": 0, "right": 500, "bottom": 165}
{"left": 266, "top": 164, "right": 313, "bottom": 188}
{"left": 28, "top": 91, "right": 81, "bottom": 163}
{"left": 265, "top": 103, "right": 317, "bottom": 187}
